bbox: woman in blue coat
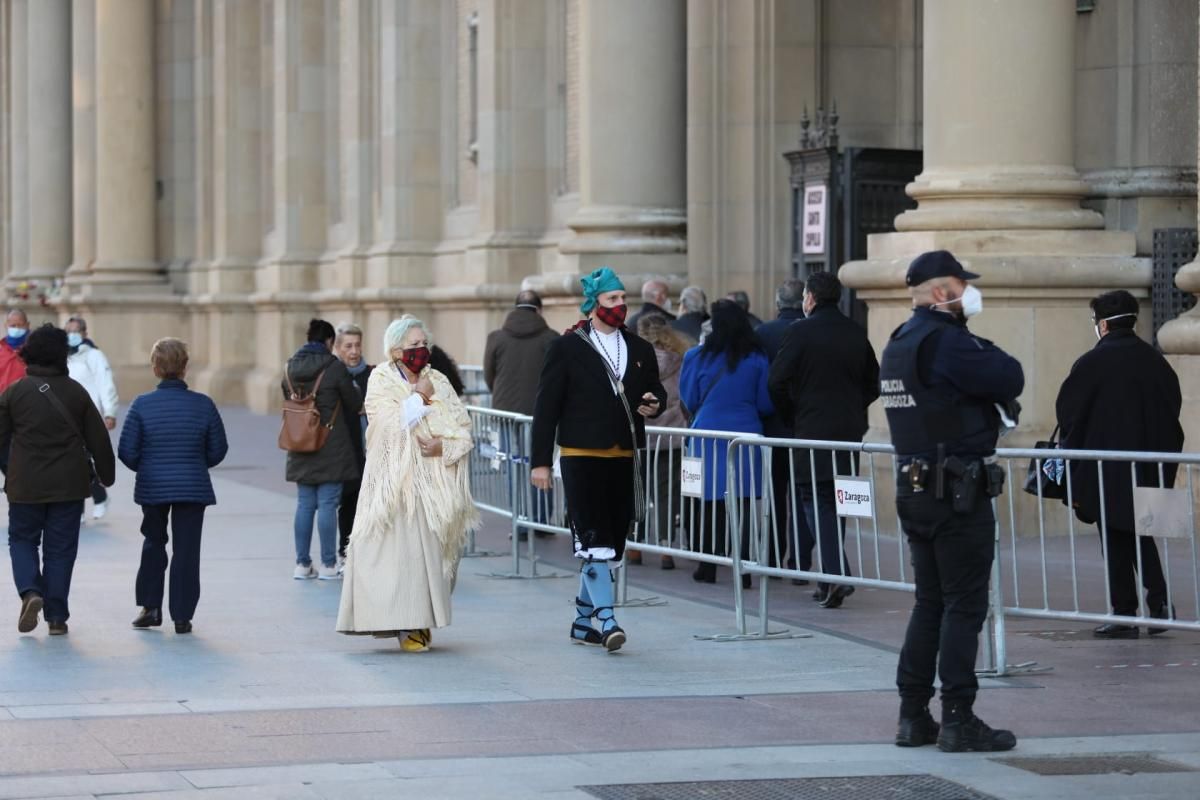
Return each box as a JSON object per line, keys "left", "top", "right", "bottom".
{"left": 679, "top": 300, "right": 773, "bottom": 585}
{"left": 118, "top": 338, "right": 228, "bottom": 633}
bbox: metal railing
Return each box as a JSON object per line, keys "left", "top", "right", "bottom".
{"left": 458, "top": 365, "right": 491, "bottom": 407}
{"left": 466, "top": 407, "right": 1200, "bottom": 672}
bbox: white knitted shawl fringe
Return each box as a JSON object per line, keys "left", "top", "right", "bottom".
{"left": 348, "top": 365, "right": 480, "bottom": 580}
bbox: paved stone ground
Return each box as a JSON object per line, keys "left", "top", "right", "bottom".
{"left": 0, "top": 407, "right": 1196, "bottom": 798}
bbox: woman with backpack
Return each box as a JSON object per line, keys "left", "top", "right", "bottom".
{"left": 282, "top": 319, "right": 363, "bottom": 580}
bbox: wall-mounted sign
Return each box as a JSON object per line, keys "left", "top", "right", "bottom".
{"left": 802, "top": 183, "right": 827, "bottom": 255}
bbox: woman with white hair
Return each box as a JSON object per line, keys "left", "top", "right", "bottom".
{"left": 336, "top": 316, "right": 479, "bottom": 652}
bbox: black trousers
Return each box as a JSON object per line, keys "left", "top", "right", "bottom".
{"left": 135, "top": 503, "right": 206, "bottom": 622}
{"left": 339, "top": 478, "right": 361, "bottom": 558}
{"left": 895, "top": 482, "right": 994, "bottom": 704}
{"left": 770, "top": 448, "right": 813, "bottom": 570}
{"left": 800, "top": 480, "right": 851, "bottom": 588}
{"left": 1100, "top": 525, "right": 1168, "bottom": 617}
{"left": 559, "top": 456, "right": 635, "bottom": 559}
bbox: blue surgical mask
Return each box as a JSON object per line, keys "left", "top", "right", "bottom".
{"left": 67, "top": 332, "right": 84, "bottom": 348}
{"left": 6, "top": 327, "right": 27, "bottom": 340}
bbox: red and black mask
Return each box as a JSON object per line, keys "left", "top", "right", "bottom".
{"left": 594, "top": 303, "right": 628, "bottom": 328}
{"left": 398, "top": 346, "right": 431, "bottom": 374}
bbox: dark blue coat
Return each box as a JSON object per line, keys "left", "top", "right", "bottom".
{"left": 118, "top": 380, "right": 229, "bottom": 506}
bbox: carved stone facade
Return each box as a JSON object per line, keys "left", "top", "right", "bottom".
{"left": 1, "top": 0, "right": 1197, "bottom": 432}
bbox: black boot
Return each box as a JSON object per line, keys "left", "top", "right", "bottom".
{"left": 1148, "top": 603, "right": 1177, "bottom": 636}
{"left": 895, "top": 701, "right": 940, "bottom": 748}
{"left": 937, "top": 701, "right": 1016, "bottom": 752}
{"left": 132, "top": 607, "right": 163, "bottom": 629}
{"left": 692, "top": 563, "right": 716, "bottom": 583}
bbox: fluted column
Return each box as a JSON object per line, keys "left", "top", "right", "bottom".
{"left": 68, "top": 0, "right": 95, "bottom": 279}
{"left": 896, "top": 0, "right": 1101, "bottom": 233}
{"left": 92, "top": 0, "right": 158, "bottom": 286}
{"left": 562, "top": 0, "right": 686, "bottom": 275}
{"left": 6, "top": 0, "right": 30, "bottom": 284}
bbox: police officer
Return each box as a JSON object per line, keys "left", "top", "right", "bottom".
{"left": 879, "top": 250, "right": 1023, "bottom": 753}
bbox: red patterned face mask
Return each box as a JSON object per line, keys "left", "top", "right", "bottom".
{"left": 398, "top": 346, "right": 431, "bottom": 373}
{"left": 594, "top": 303, "right": 628, "bottom": 328}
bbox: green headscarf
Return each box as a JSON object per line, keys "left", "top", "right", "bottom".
{"left": 579, "top": 267, "right": 625, "bottom": 314}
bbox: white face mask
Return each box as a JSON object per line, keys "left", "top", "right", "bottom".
{"left": 1093, "top": 312, "right": 1136, "bottom": 341}
{"left": 67, "top": 332, "right": 84, "bottom": 348}
{"left": 931, "top": 284, "right": 983, "bottom": 319}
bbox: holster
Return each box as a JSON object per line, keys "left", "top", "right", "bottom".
{"left": 941, "top": 456, "right": 983, "bottom": 514}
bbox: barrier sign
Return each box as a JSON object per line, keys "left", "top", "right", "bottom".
{"left": 834, "top": 477, "right": 873, "bottom": 519}
{"left": 1134, "top": 487, "right": 1193, "bottom": 540}
{"left": 681, "top": 457, "right": 704, "bottom": 499}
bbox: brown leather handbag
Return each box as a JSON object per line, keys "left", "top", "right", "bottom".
{"left": 278, "top": 364, "right": 341, "bottom": 453}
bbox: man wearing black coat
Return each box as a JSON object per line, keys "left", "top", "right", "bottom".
{"left": 768, "top": 271, "right": 879, "bottom": 608}
{"left": 757, "top": 278, "right": 814, "bottom": 579}
{"left": 531, "top": 268, "right": 666, "bottom": 653}
{"left": 1055, "top": 289, "right": 1183, "bottom": 639}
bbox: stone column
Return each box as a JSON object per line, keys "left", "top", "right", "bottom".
{"left": 840, "top": 0, "right": 1146, "bottom": 537}
{"left": 25, "top": 0, "right": 72, "bottom": 282}
{"left": 895, "top": 0, "right": 1101, "bottom": 233}
{"left": 68, "top": 0, "right": 95, "bottom": 279}
{"left": 6, "top": 0, "right": 30, "bottom": 285}
{"left": 92, "top": 0, "right": 158, "bottom": 286}
{"left": 561, "top": 0, "right": 686, "bottom": 277}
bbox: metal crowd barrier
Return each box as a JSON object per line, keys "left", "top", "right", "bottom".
{"left": 457, "top": 365, "right": 492, "bottom": 407}
{"left": 466, "top": 407, "right": 1200, "bottom": 673}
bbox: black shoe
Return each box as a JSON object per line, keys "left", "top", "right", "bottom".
{"left": 741, "top": 574, "right": 752, "bottom": 590}
{"left": 1148, "top": 604, "right": 1177, "bottom": 636}
{"left": 660, "top": 555, "right": 675, "bottom": 570}
{"left": 692, "top": 564, "right": 716, "bottom": 584}
{"left": 17, "top": 592, "right": 43, "bottom": 633}
{"left": 47, "top": 621, "right": 68, "bottom": 636}
{"left": 571, "top": 621, "right": 603, "bottom": 645}
{"left": 819, "top": 585, "right": 851, "bottom": 609}
{"left": 811, "top": 589, "right": 826, "bottom": 602}
{"left": 896, "top": 709, "right": 940, "bottom": 747}
{"left": 1094, "top": 623, "right": 1139, "bottom": 639}
{"left": 790, "top": 578, "right": 810, "bottom": 586}
{"left": 937, "top": 705, "right": 1016, "bottom": 752}
{"left": 174, "top": 621, "right": 192, "bottom": 634}
{"left": 602, "top": 626, "right": 626, "bottom": 652}
{"left": 132, "top": 607, "right": 163, "bottom": 629}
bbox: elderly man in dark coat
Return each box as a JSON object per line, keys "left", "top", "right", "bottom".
{"left": 1055, "top": 290, "right": 1183, "bottom": 639}
{"left": 768, "top": 270, "right": 879, "bottom": 608}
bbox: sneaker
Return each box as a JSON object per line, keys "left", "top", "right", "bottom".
{"left": 317, "top": 565, "right": 341, "bottom": 580}
{"left": 92, "top": 501, "right": 108, "bottom": 520}
{"left": 937, "top": 705, "right": 1016, "bottom": 752}
{"left": 47, "top": 621, "right": 68, "bottom": 636}
{"left": 400, "top": 629, "right": 431, "bottom": 652}
{"left": 293, "top": 564, "right": 318, "bottom": 580}
{"left": 17, "top": 592, "right": 43, "bottom": 633}
{"left": 336, "top": 559, "right": 346, "bottom": 577}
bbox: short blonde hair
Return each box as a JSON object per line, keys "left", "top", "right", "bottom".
{"left": 151, "top": 337, "right": 189, "bottom": 379}
{"left": 335, "top": 322, "right": 363, "bottom": 346}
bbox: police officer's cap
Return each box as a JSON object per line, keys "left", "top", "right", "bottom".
{"left": 905, "top": 250, "right": 980, "bottom": 287}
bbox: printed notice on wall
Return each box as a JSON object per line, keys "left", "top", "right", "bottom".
{"left": 834, "top": 476, "right": 873, "bottom": 519}
{"left": 681, "top": 457, "right": 704, "bottom": 499}
{"left": 802, "top": 183, "right": 827, "bottom": 255}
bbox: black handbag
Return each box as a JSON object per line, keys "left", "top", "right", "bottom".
{"left": 1023, "top": 424, "right": 1065, "bottom": 500}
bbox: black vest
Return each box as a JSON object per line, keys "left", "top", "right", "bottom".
{"left": 879, "top": 314, "right": 997, "bottom": 460}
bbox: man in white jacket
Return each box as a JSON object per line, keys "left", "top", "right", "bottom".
{"left": 66, "top": 316, "right": 119, "bottom": 519}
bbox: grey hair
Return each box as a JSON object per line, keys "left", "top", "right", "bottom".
{"left": 335, "top": 321, "right": 362, "bottom": 345}
{"left": 67, "top": 314, "right": 88, "bottom": 332}
{"left": 5, "top": 309, "right": 28, "bottom": 324}
{"left": 679, "top": 286, "right": 707, "bottom": 314}
{"left": 775, "top": 279, "right": 806, "bottom": 310}
{"left": 382, "top": 315, "right": 431, "bottom": 357}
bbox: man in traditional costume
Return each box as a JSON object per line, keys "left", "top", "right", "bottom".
{"left": 336, "top": 316, "right": 479, "bottom": 652}
{"left": 531, "top": 268, "right": 667, "bottom": 652}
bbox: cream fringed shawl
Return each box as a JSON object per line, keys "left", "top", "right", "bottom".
{"left": 350, "top": 364, "right": 480, "bottom": 579}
